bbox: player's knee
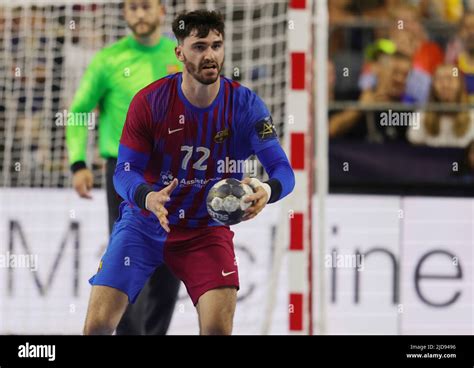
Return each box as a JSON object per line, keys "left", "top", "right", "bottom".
{"left": 200, "top": 314, "right": 234, "bottom": 335}
{"left": 83, "top": 317, "right": 116, "bottom": 335}
{"left": 200, "top": 322, "right": 232, "bottom": 335}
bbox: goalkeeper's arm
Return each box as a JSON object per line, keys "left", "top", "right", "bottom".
{"left": 66, "top": 52, "right": 106, "bottom": 170}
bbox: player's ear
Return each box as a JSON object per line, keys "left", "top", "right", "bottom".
{"left": 175, "top": 45, "right": 185, "bottom": 62}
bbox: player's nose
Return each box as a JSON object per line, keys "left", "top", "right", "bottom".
{"left": 203, "top": 47, "right": 217, "bottom": 60}
{"left": 135, "top": 7, "right": 146, "bottom": 19}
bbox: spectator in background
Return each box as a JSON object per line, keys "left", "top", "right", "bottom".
{"left": 392, "top": 3, "right": 444, "bottom": 103}
{"left": 329, "top": 0, "right": 356, "bottom": 23}
{"left": 359, "top": 38, "right": 397, "bottom": 91}
{"left": 445, "top": 11, "right": 474, "bottom": 102}
{"left": 420, "top": 0, "right": 464, "bottom": 23}
{"left": 357, "top": 0, "right": 408, "bottom": 19}
{"left": 360, "top": 0, "right": 462, "bottom": 22}
{"left": 359, "top": 3, "right": 444, "bottom": 103}
{"left": 408, "top": 64, "right": 474, "bottom": 147}
{"left": 330, "top": 51, "right": 412, "bottom": 141}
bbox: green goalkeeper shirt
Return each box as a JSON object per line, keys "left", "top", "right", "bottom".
{"left": 66, "top": 35, "right": 181, "bottom": 167}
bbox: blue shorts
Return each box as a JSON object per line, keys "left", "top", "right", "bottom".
{"left": 90, "top": 202, "right": 239, "bottom": 305}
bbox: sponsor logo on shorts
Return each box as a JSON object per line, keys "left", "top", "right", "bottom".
{"left": 97, "top": 260, "right": 103, "bottom": 273}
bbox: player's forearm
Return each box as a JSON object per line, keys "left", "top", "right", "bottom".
{"left": 66, "top": 123, "right": 89, "bottom": 170}
{"left": 257, "top": 145, "right": 295, "bottom": 203}
{"left": 113, "top": 144, "right": 153, "bottom": 208}
{"left": 66, "top": 94, "right": 103, "bottom": 170}
{"left": 113, "top": 161, "right": 153, "bottom": 208}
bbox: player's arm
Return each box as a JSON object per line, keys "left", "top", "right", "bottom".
{"left": 242, "top": 94, "right": 295, "bottom": 220}
{"left": 243, "top": 139, "right": 295, "bottom": 220}
{"left": 66, "top": 52, "right": 107, "bottom": 198}
{"left": 113, "top": 93, "right": 177, "bottom": 232}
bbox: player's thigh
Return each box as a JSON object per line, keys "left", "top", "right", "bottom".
{"left": 196, "top": 286, "right": 237, "bottom": 334}
{"left": 90, "top": 213, "right": 168, "bottom": 303}
{"left": 84, "top": 285, "right": 129, "bottom": 332}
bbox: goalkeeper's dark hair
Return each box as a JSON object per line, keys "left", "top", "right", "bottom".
{"left": 172, "top": 10, "right": 225, "bottom": 44}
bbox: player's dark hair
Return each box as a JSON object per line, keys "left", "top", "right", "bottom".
{"left": 172, "top": 10, "right": 225, "bottom": 44}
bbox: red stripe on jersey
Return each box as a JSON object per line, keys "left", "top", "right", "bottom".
{"left": 217, "top": 81, "right": 234, "bottom": 160}
{"left": 167, "top": 114, "right": 199, "bottom": 225}
{"left": 144, "top": 150, "right": 162, "bottom": 184}
{"left": 119, "top": 94, "right": 154, "bottom": 154}
{"left": 196, "top": 106, "right": 220, "bottom": 227}
{"left": 179, "top": 109, "right": 213, "bottom": 226}
{"left": 227, "top": 81, "right": 234, "bottom": 133}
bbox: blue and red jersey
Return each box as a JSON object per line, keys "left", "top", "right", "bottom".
{"left": 114, "top": 72, "right": 294, "bottom": 227}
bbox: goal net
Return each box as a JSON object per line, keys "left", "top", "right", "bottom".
{"left": 0, "top": 0, "right": 288, "bottom": 188}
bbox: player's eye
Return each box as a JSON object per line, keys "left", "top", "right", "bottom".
{"left": 194, "top": 45, "right": 206, "bottom": 51}
{"left": 212, "top": 44, "right": 222, "bottom": 50}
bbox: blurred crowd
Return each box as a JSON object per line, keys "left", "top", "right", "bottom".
{"left": 328, "top": 0, "right": 474, "bottom": 150}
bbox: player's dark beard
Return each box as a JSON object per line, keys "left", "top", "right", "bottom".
{"left": 183, "top": 54, "right": 224, "bottom": 85}
{"left": 129, "top": 19, "right": 160, "bottom": 38}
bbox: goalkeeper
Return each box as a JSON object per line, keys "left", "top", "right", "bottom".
{"left": 65, "top": 0, "right": 181, "bottom": 335}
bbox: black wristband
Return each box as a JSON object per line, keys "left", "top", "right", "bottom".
{"left": 134, "top": 183, "right": 155, "bottom": 210}
{"left": 265, "top": 178, "right": 282, "bottom": 204}
{"left": 70, "top": 161, "right": 87, "bottom": 174}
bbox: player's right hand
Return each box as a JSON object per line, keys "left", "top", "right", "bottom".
{"left": 72, "top": 168, "right": 93, "bottom": 199}
{"left": 145, "top": 178, "right": 178, "bottom": 233}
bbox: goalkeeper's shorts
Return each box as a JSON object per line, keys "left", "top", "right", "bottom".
{"left": 89, "top": 202, "right": 239, "bottom": 305}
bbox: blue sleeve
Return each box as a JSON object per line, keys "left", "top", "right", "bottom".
{"left": 239, "top": 89, "right": 295, "bottom": 202}
{"left": 257, "top": 144, "right": 295, "bottom": 203}
{"left": 113, "top": 93, "right": 154, "bottom": 209}
{"left": 241, "top": 91, "right": 280, "bottom": 154}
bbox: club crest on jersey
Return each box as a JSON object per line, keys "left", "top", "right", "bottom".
{"left": 160, "top": 171, "right": 174, "bottom": 185}
{"left": 255, "top": 116, "right": 277, "bottom": 141}
{"left": 214, "top": 128, "right": 230, "bottom": 143}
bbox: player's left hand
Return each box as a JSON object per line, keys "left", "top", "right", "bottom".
{"left": 242, "top": 177, "right": 270, "bottom": 221}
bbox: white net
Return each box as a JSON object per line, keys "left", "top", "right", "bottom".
{"left": 0, "top": 0, "right": 288, "bottom": 188}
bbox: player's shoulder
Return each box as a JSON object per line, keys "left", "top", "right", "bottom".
{"left": 133, "top": 72, "right": 180, "bottom": 104}
{"left": 221, "top": 76, "right": 248, "bottom": 95}
{"left": 222, "top": 77, "right": 268, "bottom": 122}
{"left": 221, "top": 76, "right": 263, "bottom": 107}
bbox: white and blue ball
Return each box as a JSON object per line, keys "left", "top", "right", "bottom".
{"left": 206, "top": 178, "right": 254, "bottom": 225}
